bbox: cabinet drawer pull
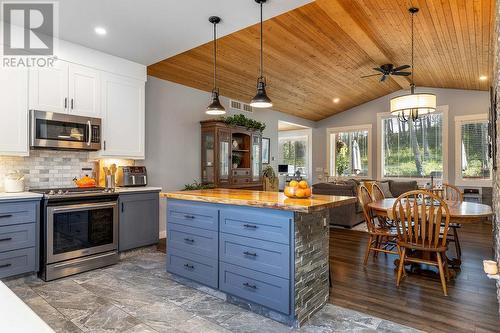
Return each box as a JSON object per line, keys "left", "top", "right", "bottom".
{"left": 0, "top": 214, "right": 13, "bottom": 219}
{"left": 184, "top": 263, "right": 194, "bottom": 269}
{"left": 184, "top": 238, "right": 195, "bottom": 243}
{"left": 243, "top": 224, "right": 257, "bottom": 229}
{"left": 0, "top": 263, "right": 12, "bottom": 269}
{"left": 184, "top": 215, "right": 195, "bottom": 219}
{"left": 243, "top": 282, "right": 257, "bottom": 289}
{"left": 0, "top": 237, "right": 12, "bottom": 242}
{"left": 243, "top": 251, "right": 257, "bottom": 257}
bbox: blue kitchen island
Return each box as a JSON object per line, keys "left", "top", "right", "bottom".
{"left": 161, "top": 189, "right": 356, "bottom": 327}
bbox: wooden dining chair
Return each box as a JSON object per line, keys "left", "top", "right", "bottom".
{"left": 358, "top": 185, "right": 399, "bottom": 265}
{"left": 371, "top": 183, "right": 385, "bottom": 201}
{"left": 392, "top": 190, "right": 451, "bottom": 296}
{"left": 432, "top": 183, "right": 463, "bottom": 261}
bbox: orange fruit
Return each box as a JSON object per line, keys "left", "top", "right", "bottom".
{"left": 295, "top": 189, "right": 306, "bottom": 198}
{"left": 304, "top": 188, "right": 312, "bottom": 197}
{"left": 298, "top": 180, "right": 308, "bottom": 189}
{"left": 289, "top": 180, "right": 299, "bottom": 188}
{"left": 284, "top": 186, "right": 296, "bottom": 198}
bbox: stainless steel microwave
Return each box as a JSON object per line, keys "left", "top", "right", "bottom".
{"left": 30, "top": 110, "right": 101, "bottom": 151}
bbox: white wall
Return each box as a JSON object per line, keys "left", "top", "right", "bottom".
{"left": 144, "top": 76, "right": 314, "bottom": 236}
{"left": 312, "top": 87, "right": 490, "bottom": 185}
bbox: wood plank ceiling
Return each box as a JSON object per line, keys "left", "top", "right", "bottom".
{"left": 148, "top": 0, "right": 495, "bottom": 121}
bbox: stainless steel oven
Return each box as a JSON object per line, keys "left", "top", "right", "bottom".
{"left": 30, "top": 110, "right": 101, "bottom": 151}
{"left": 34, "top": 188, "right": 119, "bottom": 281}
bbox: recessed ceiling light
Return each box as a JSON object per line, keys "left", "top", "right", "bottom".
{"left": 479, "top": 75, "right": 487, "bottom": 81}
{"left": 94, "top": 27, "right": 107, "bottom": 36}
{"left": 333, "top": 98, "right": 340, "bottom": 104}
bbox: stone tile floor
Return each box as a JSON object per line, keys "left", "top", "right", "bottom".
{"left": 2, "top": 250, "right": 422, "bottom": 333}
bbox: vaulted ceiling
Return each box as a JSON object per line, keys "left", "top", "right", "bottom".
{"left": 148, "top": 0, "right": 495, "bottom": 121}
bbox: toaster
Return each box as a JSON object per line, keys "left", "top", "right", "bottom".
{"left": 116, "top": 166, "right": 147, "bottom": 187}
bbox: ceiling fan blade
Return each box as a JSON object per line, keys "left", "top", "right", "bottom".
{"left": 392, "top": 65, "right": 410, "bottom": 72}
{"left": 361, "top": 74, "right": 381, "bottom": 78}
{"left": 373, "top": 67, "right": 385, "bottom": 74}
{"left": 380, "top": 75, "right": 387, "bottom": 82}
{"left": 392, "top": 72, "right": 411, "bottom": 76}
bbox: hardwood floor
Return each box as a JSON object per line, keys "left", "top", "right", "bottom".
{"left": 330, "top": 222, "right": 500, "bottom": 333}
{"left": 158, "top": 221, "right": 499, "bottom": 332}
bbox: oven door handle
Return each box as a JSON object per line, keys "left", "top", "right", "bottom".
{"left": 87, "top": 120, "right": 92, "bottom": 146}
{"left": 48, "top": 202, "right": 117, "bottom": 214}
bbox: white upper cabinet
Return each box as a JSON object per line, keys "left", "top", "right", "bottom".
{"left": 29, "top": 60, "right": 100, "bottom": 117}
{"left": 0, "top": 68, "right": 29, "bottom": 156}
{"left": 29, "top": 60, "right": 69, "bottom": 114}
{"left": 98, "top": 72, "right": 145, "bottom": 159}
{"left": 68, "top": 64, "right": 100, "bottom": 117}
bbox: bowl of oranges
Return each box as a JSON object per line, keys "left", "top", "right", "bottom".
{"left": 284, "top": 180, "right": 312, "bottom": 199}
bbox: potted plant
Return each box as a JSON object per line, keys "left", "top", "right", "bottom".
{"left": 232, "top": 155, "right": 241, "bottom": 169}
{"left": 262, "top": 165, "right": 278, "bottom": 191}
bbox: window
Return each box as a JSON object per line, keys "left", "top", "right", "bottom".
{"left": 455, "top": 114, "right": 491, "bottom": 186}
{"left": 327, "top": 125, "right": 371, "bottom": 177}
{"left": 278, "top": 133, "right": 310, "bottom": 178}
{"left": 379, "top": 110, "right": 446, "bottom": 179}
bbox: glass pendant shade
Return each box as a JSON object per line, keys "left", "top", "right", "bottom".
{"left": 206, "top": 90, "right": 226, "bottom": 115}
{"left": 250, "top": 78, "right": 273, "bottom": 108}
{"left": 390, "top": 92, "right": 436, "bottom": 119}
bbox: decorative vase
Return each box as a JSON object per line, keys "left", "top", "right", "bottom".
{"left": 232, "top": 163, "right": 238, "bottom": 169}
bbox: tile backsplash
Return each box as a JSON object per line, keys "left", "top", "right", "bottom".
{"left": 0, "top": 150, "right": 95, "bottom": 190}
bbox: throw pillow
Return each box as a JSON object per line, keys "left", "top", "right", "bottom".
{"left": 377, "top": 181, "right": 393, "bottom": 198}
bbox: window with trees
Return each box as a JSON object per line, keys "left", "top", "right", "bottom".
{"left": 455, "top": 115, "right": 491, "bottom": 185}
{"left": 380, "top": 111, "right": 444, "bottom": 179}
{"left": 278, "top": 135, "right": 309, "bottom": 177}
{"left": 328, "top": 126, "right": 371, "bottom": 177}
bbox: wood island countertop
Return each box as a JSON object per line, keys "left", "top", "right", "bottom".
{"left": 160, "top": 188, "right": 357, "bottom": 213}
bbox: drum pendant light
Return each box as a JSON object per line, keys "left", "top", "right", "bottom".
{"left": 250, "top": 0, "right": 273, "bottom": 108}
{"left": 206, "top": 16, "right": 226, "bottom": 115}
{"left": 390, "top": 7, "right": 436, "bottom": 122}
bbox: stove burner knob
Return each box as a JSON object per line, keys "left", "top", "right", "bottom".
{"left": 64, "top": 190, "right": 69, "bottom": 195}
{"left": 48, "top": 190, "right": 55, "bottom": 195}
{"left": 57, "top": 190, "right": 64, "bottom": 195}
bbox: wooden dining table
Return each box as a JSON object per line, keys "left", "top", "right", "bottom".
{"left": 367, "top": 198, "right": 493, "bottom": 271}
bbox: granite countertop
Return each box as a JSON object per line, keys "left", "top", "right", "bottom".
{"left": 160, "top": 188, "right": 356, "bottom": 213}
{"left": 115, "top": 186, "right": 162, "bottom": 193}
{"left": 0, "top": 192, "right": 43, "bottom": 201}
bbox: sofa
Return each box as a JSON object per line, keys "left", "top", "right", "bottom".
{"left": 312, "top": 179, "right": 418, "bottom": 228}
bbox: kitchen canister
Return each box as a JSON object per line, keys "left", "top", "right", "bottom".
{"left": 4, "top": 170, "right": 25, "bottom": 193}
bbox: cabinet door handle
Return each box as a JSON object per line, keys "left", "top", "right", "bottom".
{"left": 0, "top": 214, "right": 12, "bottom": 219}
{"left": 243, "top": 282, "right": 257, "bottom": 289}
{"left": 0, "top": 263, "right": 11, "bottom": 269}
{"left": 64, "top": 97, "right": 68, "bottom": 109}
{"left": 184, "top": 263, "right": 194, "bottom": 269}
{"left": 103, "top": 140, "right": 106, "bottom": 151}
{"left": 71, "top": 98, "right": 74, "bottom": 109}
{"left": 184, "top": 238, "right": 195, "bottom": 243}
{"left": 121, "top": 202, "right": 124, "bottom": 212}
{"left": 243, "top": 224, "right": 257, "bottom": 229}
{"left": 184, "top": 215, "right": 195, "bottom": 219}
{"left": 243, "top": 251, "right": 257, "bottom": 257}
{"left": 0, "top": 237, "right": 12, "bottom": 242}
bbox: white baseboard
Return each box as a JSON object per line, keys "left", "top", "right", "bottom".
{"left": 159, "top": 230, "right": 166, "bottom": 239}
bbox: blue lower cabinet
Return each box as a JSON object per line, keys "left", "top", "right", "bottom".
{"left": 220, "top": 233, "right": 290, "bottom": 279}
{"left": 219, "top": 262, "right": 290, "bottom": 315}
{"left": 167, "top": 248, "right": 218, "bottom": 288}
{"left": 0, "top": 247, "right": 36, "bottom": 279}
{"left": 0, "top": 223, "right": 36, "bottom": 253}
{"left": 168, "top": 223, "right": 218, "bottom": 258}
{"left": 167, "top": 200, "right": 219, "bottom": 231}
{"left": 219, "top": 207, "right": 291, "bottom": 244}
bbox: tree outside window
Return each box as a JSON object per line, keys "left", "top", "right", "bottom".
{"left": 329, "top": 130, "right": 369, "bottom": 177}
{"left": 278, "top": 137, "right": 308, "bottom": 177}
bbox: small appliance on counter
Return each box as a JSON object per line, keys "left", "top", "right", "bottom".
{"left": 3, "top": 170, "right": 25, "bottom": 193}
{"left": 116, "top": 166, "right": 147, "bottom": 187}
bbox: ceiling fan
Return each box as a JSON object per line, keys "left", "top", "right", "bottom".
{"left": 361, "top": 63, "right": 411, "bottom": 82}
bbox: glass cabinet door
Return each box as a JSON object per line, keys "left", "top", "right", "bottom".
{"left": 202, "top": 131, "right": 215, "bottom": 184}
{"left": 218, "top": 129, "right": 231, "bottom": 184}
{"left": 252, "top": 134, "right": 262, "bottom": 182}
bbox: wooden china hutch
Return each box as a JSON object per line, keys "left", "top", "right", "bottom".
{"left": 201, "top": 120, "right": 262, "bottom": 189}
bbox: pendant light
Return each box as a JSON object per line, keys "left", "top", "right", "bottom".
{"left": 250, "top": 0, "right": 273, "bottom": 108}
{"left": 206, "top": 16, "right": 226, "bottom": 115}
{"left": 390, "top": 7, "right": 436, "bottom": 122}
